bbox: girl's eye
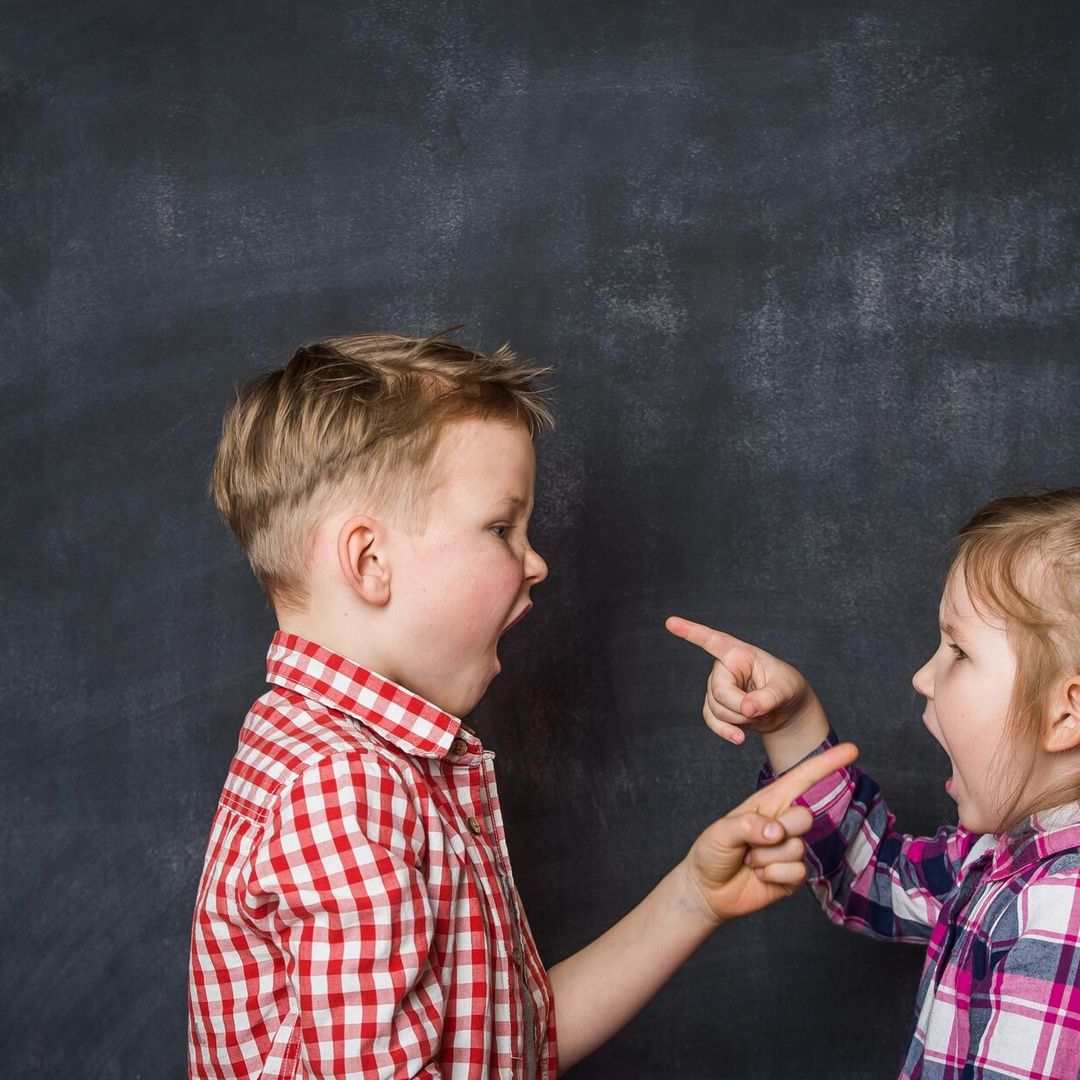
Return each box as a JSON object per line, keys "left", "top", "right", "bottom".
{"left": 490, "top": 525, "right": 508, "bottom": 538}
{"left": 948, "top": 642, "right": 967, "bottom": 661}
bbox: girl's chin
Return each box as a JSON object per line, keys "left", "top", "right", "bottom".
{"left": 953, "top": 801, "right": 992, "bottom": 834}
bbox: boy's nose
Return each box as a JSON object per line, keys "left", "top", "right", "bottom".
{"left": 525, "top": 545, "right": 548, "bottom": 585}
{"left": 912, "top": 658, "right": 933, "bottom": 698}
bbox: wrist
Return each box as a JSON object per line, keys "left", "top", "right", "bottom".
{"left": 761, "top": 691, "right": 830, "bottom": 774}
{"left": 676, "top": 855, "right": 728, "bottom": 931}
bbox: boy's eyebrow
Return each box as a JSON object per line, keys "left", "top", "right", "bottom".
{"left": 940, "top": 620, "right": 963, "bottom": 640}
{"left": 492, "top": 495, "right": 529, "bottom": 513}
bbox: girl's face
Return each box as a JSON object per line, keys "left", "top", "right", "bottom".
{"left": 912, "top": 569, "right": 1021, "bottom": 833}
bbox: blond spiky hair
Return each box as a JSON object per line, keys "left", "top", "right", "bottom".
{"left": 211, "top": 330, "right": 553, "bottom": 612}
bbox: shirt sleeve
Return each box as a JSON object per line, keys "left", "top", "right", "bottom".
{"left": 241, "top": 752, "right": 445, "bottom": 1079}
{"left": 759, "top": 730, "right": 985, "bottom": 942}
{"left": 966, "top": 865, "right": 1080, "bottom": 1079}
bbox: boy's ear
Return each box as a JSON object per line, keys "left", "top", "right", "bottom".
{"left": 337, "top": 514, "right": 391, "bottom": 607}
{"left": 1043, "top": 676, "right": 1080, "bottom": 753}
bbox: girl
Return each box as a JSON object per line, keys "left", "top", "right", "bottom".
{"left": 668, "top": 489, "right": 1080, "bottom": 1080}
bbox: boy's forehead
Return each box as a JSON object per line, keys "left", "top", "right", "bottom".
{"left": 429, "top": 417, "right": 536, "bottom": 494}
{"left": 434, "top": 415, "right": 533, "bottom": 456}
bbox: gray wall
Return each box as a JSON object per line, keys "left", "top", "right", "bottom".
{"left": 4, "top": 1, "right": 1080, "bottom": 1076}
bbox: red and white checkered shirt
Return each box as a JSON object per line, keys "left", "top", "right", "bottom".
{"left": 188, "top": 632, "right": 557, "bottom": 1079}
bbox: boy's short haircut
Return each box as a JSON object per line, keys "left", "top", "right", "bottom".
{"left": 211, "top": 330, "right": 554, "bottom": 613}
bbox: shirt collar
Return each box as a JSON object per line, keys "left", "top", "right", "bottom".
{"left": 265, "top": 631, "right": 461, "bottom": 759}
{"left": 986, "top": 800, "right": 1080, "bottom": 880}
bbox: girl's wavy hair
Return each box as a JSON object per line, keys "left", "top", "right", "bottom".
{"left": 950, "top": 488, "right": 1080, "bottom": 831}
{"left": 211, "top": 329, "right": 553, "bottom": 613}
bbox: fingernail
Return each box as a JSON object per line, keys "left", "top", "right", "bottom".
{"left": 764, "top": 823, "right": 782, "bottom": 840}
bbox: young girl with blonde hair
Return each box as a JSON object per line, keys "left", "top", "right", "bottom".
{"left": 669, "top": 488, "right": 1080, "bottom": 1079}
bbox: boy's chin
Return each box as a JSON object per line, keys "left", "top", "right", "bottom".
{"left": 405, "top": 650, "right": 501, "bottom": 717}
{"left": 442, "top": 669, "right": 499, "bottom": 719}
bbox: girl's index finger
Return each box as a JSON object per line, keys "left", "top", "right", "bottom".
{"left": 754, "top": 743, "right": 859, "bottom": 816}
{"left": 665, "top": 616, "right": 748, "bottom": 660}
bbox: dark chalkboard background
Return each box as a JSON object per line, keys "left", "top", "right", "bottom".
{"left": 4, "top": 1, "right": 1080, "bottom": 1076}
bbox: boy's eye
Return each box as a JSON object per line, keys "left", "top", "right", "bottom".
{"left": 490, "top": 524, "right": 508, "bottom": 538}
{"left": 948, "top": 642, "right": 967, "bottom": 661}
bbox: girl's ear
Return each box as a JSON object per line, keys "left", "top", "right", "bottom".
{"left": 1043, "top": 676, "right": 1080, "bottom": 753}
{"left": 338, "top": 514, "right": 392, "bottom": 607}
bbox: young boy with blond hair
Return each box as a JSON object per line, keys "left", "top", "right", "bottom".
{"left": 187, "top": 331, "right": 855, "bottom": 1078}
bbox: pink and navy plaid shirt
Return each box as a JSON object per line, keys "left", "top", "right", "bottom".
{"left": 188, "top": 632, "right": 556, "bottom": 1079}
{"left": 761, "top": 733, "right": 1080, "bottom": 1079}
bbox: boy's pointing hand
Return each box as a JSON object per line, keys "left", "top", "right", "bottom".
{"left": 682, "top": 741, "right": 858, "bottom": 924}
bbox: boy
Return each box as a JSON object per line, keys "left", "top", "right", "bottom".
{"left": 188, "top": 331, "right": 855, "bottom": 1078}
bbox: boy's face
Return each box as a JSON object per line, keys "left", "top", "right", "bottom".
{"left": 912, "top": 569, "right": 1019, "bottom": 832}
{"left": 383, "top": 417, "right": 547, "bottom": 717}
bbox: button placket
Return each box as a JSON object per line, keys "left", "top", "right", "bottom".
{"left": 476, "top": 756, "right": 538, "bottom": 1079}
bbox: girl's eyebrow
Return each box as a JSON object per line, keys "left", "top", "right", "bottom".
{"left": 940, "top": 620, "right": 964, "bottom": 641}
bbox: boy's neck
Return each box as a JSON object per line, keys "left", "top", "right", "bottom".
{"left": 277, "top": 606, "right": 404, "bottom": 689}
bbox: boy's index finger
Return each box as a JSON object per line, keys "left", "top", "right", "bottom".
{"left": 665, "top": 616, "right": 746, "bottom": 660}
{"left": 754, "top": 743, "right": 859, "bottom": 816}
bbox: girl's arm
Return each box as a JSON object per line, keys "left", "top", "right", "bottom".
{"left": 667, "top": 617, "right": 991, "bottom": 938}
{"left": 755, "top": 731, "right": 991, "bottom": 940}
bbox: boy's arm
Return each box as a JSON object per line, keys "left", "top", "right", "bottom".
{"left": 243, "top": 756, "right": 444, "bottom": 1080}
{"left": 548, "top": 742, "right": 858, "bottom": 1073}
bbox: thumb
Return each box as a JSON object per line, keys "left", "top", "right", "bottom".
{"left": 698, "top": 810, "right": 790, "bottom": 880}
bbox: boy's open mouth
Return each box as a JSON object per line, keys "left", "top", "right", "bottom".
{"left": 500, "top": 603, "right": 533, "bottom": 636}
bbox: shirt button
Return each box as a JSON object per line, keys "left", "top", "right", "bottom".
{"left": 467, "top": 815, "right": 483, "bottom": 835}
{"left": 449, "top": 738, "right": 468, "bottom": 758}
